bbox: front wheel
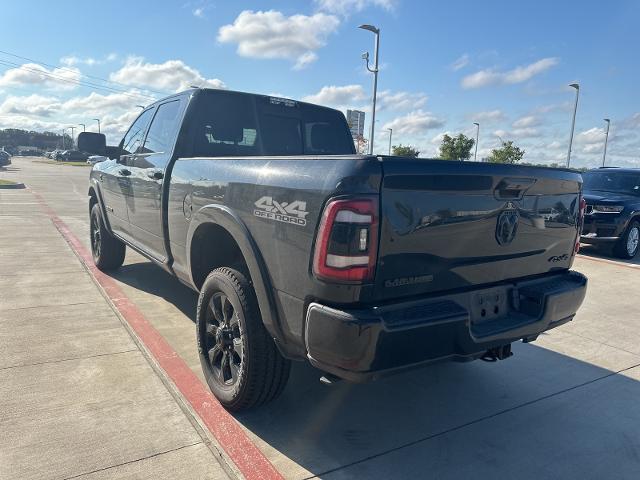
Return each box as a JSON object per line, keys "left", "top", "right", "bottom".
{"left": 90, "top": 203, "right": 126, "bottom": 271}
{"left": 196, "top": 267, "right": 290, "bottom": 411}
{"left": 614, "top": 221, "right": 640, "bottom": 259}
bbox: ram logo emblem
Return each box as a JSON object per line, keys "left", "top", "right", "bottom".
{"left": 496, "top": 209, "right": 519, "bottom": 245}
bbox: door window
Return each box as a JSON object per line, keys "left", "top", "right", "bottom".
{"left": 141, "top": 100, "right": 183, "bottom": 162}
{"left": 120, "top": 108, "right": 154, "bottom": 155}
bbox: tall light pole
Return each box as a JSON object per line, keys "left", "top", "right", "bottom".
{"left": 78, "top": 123, "right": 86, "bottom": 132}
{"left": 473, "top": 122, "right": 480, "bottom": 161}
{"left": 68, "top": 126, "right": 75, "bottom": 149}
{"left": 61, "top": 128, "right": 66, "bottom": 149}
{"left": 387, "top": 128, "right": 393, "bottom": 155}
{"left": 602, "top": 118, "right": 611, "bottom": 167}
{"left": 359, "top": 24, "right": 380, "bottom": 155}
{"left": 566, "top": 83, "right": 580, "bottom": 167}
{"left": 93, "top": 118, "right": 101, "bottom": 133}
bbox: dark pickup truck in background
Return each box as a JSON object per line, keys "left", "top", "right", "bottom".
{"left": 87, "top": 88, "right": 587, "bottom": 411}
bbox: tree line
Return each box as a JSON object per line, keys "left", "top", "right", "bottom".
{"left": 392, "top": 133, "right": 525, "bottom": 164}
{"left": 0, "top": 128, "right": 71, "bottom": 151}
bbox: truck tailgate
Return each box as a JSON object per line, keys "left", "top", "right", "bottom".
{"left": 375, "top": 159, "right": 582, "bottom": 300}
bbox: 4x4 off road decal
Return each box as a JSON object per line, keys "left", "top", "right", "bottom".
{"left": 254, "top": 196, "right": 309, "bottom": 226}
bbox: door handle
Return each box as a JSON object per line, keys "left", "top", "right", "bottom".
{"left": 147, "top": 170, "right": 164, "bottom": 180}
{"left": 494, "top": 177, "right": 536, "bottom": 200}
{"left": 119, "top": 169, "right": 131, "bottom": 176}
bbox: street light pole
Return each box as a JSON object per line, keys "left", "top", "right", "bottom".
{"left": 61, "top": 128, "right": 65, "bottom": 149}
{"left": 78, "top": 123, "right": 85, "bottom": 132}
{"left": 387, "top": 128, "right": 393, "bottom": 155}
{"left": 69, "top": 126, "right": 75, "bottom": 149}
{"left": 93, "top": 118, "right": 101, "bottom": 133}
{"left": 566, "top": 83, "right": 580, "bottom": 167}
{"left": 602, "top": 118, "right": 611, "bottom": 167}
{"left": 359, "top": 24, "right": 380, "bottom": 155}
{"left": 473, "top": 122, "right": 480, "bottom": 161}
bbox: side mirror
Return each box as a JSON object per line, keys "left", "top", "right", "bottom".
{"left": 77, "top": 132, "right": 106, "bottom": 155}
{"left": 105, "top": 146, "right": 121, "bottom": 160}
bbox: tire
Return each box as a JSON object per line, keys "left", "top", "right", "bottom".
{"left": 614, "top": 221, "right": 640, "bottom": 259}
{"left": 90, "top": 203, "right": 126, "bottom": 271}
{"left": 196, "top": 267, "right": 290, "bottom": 411}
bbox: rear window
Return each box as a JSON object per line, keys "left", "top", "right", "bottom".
{"left": 189, "top": 91, "right": 354, "bottom": 157}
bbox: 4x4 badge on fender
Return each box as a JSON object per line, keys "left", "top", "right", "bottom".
{"left": 254, "top": 196, "right": 309, "bottom": 226}
{"left": 496, "top": 209, "right": 519, "bottom": 245}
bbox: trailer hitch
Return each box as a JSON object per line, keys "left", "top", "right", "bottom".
{"left": 481, "top": 344, "right": 513, "bottom": 362}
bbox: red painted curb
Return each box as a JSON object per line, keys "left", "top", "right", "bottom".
{"left": 33, "top": 193, "right": 284, "bottom": 480}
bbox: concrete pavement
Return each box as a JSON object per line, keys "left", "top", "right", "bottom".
{"left": 2, "top": 156, "right": 640, "bottom": 479}
{"left": 0, "top": 163, "right": 230, "bottom": 479}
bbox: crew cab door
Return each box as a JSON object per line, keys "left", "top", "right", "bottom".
{"left": 126, "top": 98, "right": 185, "bottom": 262}
{"left": 102, "top": 108, "right": 154, "bottom": 237}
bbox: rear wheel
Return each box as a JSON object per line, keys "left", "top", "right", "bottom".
{"left": 196, "top": 267, "right": 290, "bottom": 411}
{"left": 90, "top": 203, "right": 126, "bottom": 270}
{"left": 614, "top": 221, "right": 640, "bottom": 259}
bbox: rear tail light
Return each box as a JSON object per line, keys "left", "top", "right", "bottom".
{"left": 313, "top": 197, "right": 379, "bottom": 283}
{"left": 575, "top": 196, "right": 586, "bottom": 253}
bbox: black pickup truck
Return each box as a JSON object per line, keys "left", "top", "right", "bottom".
{"left": 88, "top": 88, "right": 587, "bottom": 411}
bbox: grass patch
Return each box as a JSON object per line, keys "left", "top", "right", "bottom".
{"left": 34, "top": 160, "right": 90, "bottom": 167}
{"left": 0, "top": 179, "right": 18, "bottom": 185}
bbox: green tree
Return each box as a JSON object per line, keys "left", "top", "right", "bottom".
{"left": 392, "top": 144, "right": 420, "bottom": 157}
{"left": 438, "top": 134, "right": 475, "bottom": 161}
{"left": 487, "top": 141, "right": 525, "bottom": 164}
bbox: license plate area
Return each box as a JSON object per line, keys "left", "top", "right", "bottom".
{"left": 470, "top": 287, "right": 510, "bottom": 324}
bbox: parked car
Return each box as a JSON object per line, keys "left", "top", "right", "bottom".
{"left": 60, "top": 150, "right": 88, "bottom": 161}
{"left": 580, "top": 167, "right": 640, "bottom": 258}
{"left": 87, "top": 155, "right": 108, "bottom": 165}
{"left": 88, "top": 88, "right": 588, "bottom": 411}
{"left": 0, "top": 150, "right": 11, "bottom": 167}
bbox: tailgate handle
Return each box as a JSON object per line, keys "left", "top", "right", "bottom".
{"left": 494, "top": 177, "right": 536, "bottom": 200}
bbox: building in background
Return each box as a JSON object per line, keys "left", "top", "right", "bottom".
{"left": 347, "top": 110, "right": 367, "bottom": 153}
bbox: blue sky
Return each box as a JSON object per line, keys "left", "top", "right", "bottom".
{"left": 1, "top": 0, "right": 638, "bottom": 166}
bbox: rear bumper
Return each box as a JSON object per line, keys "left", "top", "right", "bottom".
{"left": 305, "top": 270, "right": 587, "bottom": 382}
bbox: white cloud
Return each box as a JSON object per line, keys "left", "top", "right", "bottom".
{"left": 61, "top": 91, "right": 147, "bottom": 115}
{"left": 512, "top": 127, "right": 542, "bottom": 138}
{"left": 493, "top": 127, "right": 541, "bottom": 140}
{"left": 60, "top": 53, "right": 118, "bottom": 67}
{"left": 577, "top": 127, "right": 606, "bottom": 144}
{"left": 461, "top": 57, "right": 559, "bottom": 89}
{"left": 0, "top": 94, "right": 61, "bottom": 117}
{"left": 217, "top": 10, "right": 340, "bottom": 69}
{"left": 110, "top": 57, "right": 225, "bottom": 92}
{"left": 470, "top": 110, "right": 505, "bottom": 122}
{"left": 315, "top": 0, "right": 397, "bottom": 15}
{"left": 450, "top": 54, "right": 470, "bottom": 71}
{"left": 378, "top": 90, "right": 427, "bottom": 111}
{"left": 302, "top": 84, "right": 367, "bottom": 107}
{"left": 302, "top": 85, "right": 427, "bottom": 115}
{"left": 294, "top": 52, "right": 318, "bottom": 70}
{"left": 512, "top": 115, "right": 540, "bottom": 128}
{"left": 193, "top": 7, "right": 204, "bottom": 18}
{"left": 382, "top": 110, "right": 445, "bottom": 136}
{"left": 0, "top": 63, "right": 81, "bottom": 91}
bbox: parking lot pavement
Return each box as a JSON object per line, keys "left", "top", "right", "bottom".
{"left": 0, "top": 162, "right": 229, "bottom": 479}
{"left": 3, "top": 156, "right": 640, "bottom": 479}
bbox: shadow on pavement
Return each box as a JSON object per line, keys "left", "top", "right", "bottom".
{"left": 105, "top": 259, "right": 640, "bottom": 479}
{"left": 579, "top": 244, "right": 640, "bottom": 266}
{"left": 111, "top": 261, "right": 199, "bottom": 320}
